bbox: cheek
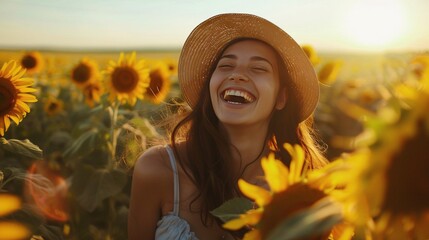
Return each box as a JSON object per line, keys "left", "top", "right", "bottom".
{"left": 209, "top": 76, "right": 220, "bottom": 100}
{"left": 259, "top": 79, "right": 280, "bottom": 99}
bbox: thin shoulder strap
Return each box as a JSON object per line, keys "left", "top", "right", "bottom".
{"left": 165, "top": 145, "right": 180, "bottom": 216}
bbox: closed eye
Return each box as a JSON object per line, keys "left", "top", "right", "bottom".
{"left": 251, "top": 66, "right": 269, "bottom": 72}
{"left": 217, "top": 64, "right": 235, "bottom": 70}
{"left": 219, "top": 64, "right": 233, "bottom": 68}
{"left": 251, "top": 66, "right": 270, "bottom": 73}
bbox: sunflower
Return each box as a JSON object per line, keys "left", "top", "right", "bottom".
{"left": 71, "top": 58, "right": 99, "bottom": 88}
{"left": 0, "top": 194, "right": 29, "bottom": 240}
{"left": 104, "top": 52, "right": 149, "bottom": 106}
{"left": 409, "top": 54, "right": 429, "bottom": 80}
{"left": 43, "top": 96, "right": 64, "bottom": 116}
{"left": 222, "top": 144, "right": 354, "bottom": 240}
{"left": 318, "top": 61, "right": 343, "bottom": 85}
{"left": 145, "top": 63, "right": 171, "bottom": 104}
{"left": 163, "top": 58, "right": 178, "bottom": 75}
{"left": 302, "top": 45, "right": 321, "bottom": 66}
{"left": 20, "top": 51, "right": 44, "bottom": 75}
{"left": 0, "top": 194, "right": 21, "bottom": 217}
{"left": 82, "top": 81, "right": 102, "bottom": 108}
{"left": 0, "top": 61, "right": 38, "bottom": 136}
{"left": 367, "top": 87, "right": 429, "bottom": 238}
{"left": 341, "top": 74, "right": 429, "bottom": 239}
{"left": 0, "top": 221, "right": 31, "bottom": 240}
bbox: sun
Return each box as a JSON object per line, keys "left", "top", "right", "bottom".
{"left": 343, "top": 1, "right": 407, "bottom": 51}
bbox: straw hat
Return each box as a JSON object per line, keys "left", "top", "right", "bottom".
{"left": 178, "top": 13, "right": 319, "bottom": 122}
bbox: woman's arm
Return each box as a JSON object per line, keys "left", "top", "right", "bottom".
{"left": 128, "top": 146, "right": 167, "bottom": 240}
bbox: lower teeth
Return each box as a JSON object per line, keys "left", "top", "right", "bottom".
{"left": 228, "top": 101, "right": 242, "bottom": 104}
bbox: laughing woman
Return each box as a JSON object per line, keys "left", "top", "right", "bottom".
{"left": 128, "top": 13, "right": 327, "bottom": 240}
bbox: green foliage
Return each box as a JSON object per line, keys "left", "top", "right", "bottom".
{"left": 70, "top": 165, "right": 127, "bottom": 212}
{"left": 210, "top": 197, "right": 253, "bottom": 223}
{"left": 266, "top": 198, "right": 343, "bottom": 240}
{"left": 64, "top": 128, "right": 99, "bottom": 158}
{"left": 0, "top": 137, "right": 43, "bottom": 159}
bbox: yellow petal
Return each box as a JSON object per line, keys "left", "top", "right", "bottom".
{"left": 243, "top": 229, "right": 262, "bottom": 240}
{"left": 128, "top": 51, "right": 136, "bottom": 65}
{"left": 307, "top": 159, "right": 350, "bottom": 187}
{"left": 238, "top": 179, "right": 271, "bottom": 206}
{"left": 4, "top": 116, "right": 11, "bottom": 130}
{"left": 335, "top": 224, "right": 355, "bottom": 240}
{"left": 0, "top": 194, "right": 22, "bottom": 217}
{"left": 223, "top": 217, "right": 248, "bottom": 230}
{"left": 18, "top": 87, "right": 38, "bottom": 93}
{"left": 12, "top": 78, "right": 35, "bottom": 86}
{"left": 301, "top": 45, "right": 320, "bottom": 66}
{"left": 0, "top": 221, "right": 31, "bottom": 239}
{"left": 8, "top": 114, "right": 21, "bottom": 125}
{"left": 0, "top": 61, "right": 9, "bottom": 73}
{"left": 118, "top": 52, "right": 125, "bottom": 65}
{"left": 13, "top": 68, "right": 27, "bottom": 79}
{"left": 318, "top": 61, "right": 343, "bottom": 85}
{"left": 223, "top": 209, "right": 262, "bottom": 230}
{"left": 243, "top": 209, "right": 263, "bottom": 225}
{"left": 15, "top": 101, "right": 31, "bottom": 113}
{"left": 261, "top": 153, "right": 289, "bottom": 192}
{"left": 7, "top": 109, "right": 25, "bottom": 121}
{"left": 18, "top": 94, "right": 38, "bottom": 103}
{"left": 4, "top": 61, "right": 16, "bottom": 78}
{"left": 0, "top": 118, "right": 5, "bottom": 136}
{"left": 284, "top": 143, "right": 305, "bottom": 184}
{"left": 10, "top": 64, "right": 23, "bottom": 77}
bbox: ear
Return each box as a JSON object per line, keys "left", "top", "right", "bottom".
{"left": 275, "top": 88, "right": 287, "bottom": 110}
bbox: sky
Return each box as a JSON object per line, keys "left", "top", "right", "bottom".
{"left": 0, "top": 0, "right": 428, "bottom": 53}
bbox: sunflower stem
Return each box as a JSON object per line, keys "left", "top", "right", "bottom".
{"left": 107, "top": 196, "right": 116, "bottom": 238}
{"left": 108, "top": 102, "right": 120, "bottom": 169}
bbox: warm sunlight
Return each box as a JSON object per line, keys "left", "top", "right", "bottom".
{"left": 343, "top": 1, "right": 407, "bottom": 51}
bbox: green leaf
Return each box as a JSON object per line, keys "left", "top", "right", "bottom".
{"left": 266, "top": 197, "right": 343, "bottom": 240}
{"left": 70, "top": 165, "right": 127, "bottom": 212}
{"left": 0, "top": 137, "right": 43, "bottom": 159}
{"left": 210, "top": 197, "right": 253, "bottom": 223}
{"left": 63, "top": 129, "right": 100, "bottom": 159}
{"left": 128, "top": 117, "right": 160, "bottom": 138}
{"left": 0, "top": 167, "right": 27, "bottom": 189}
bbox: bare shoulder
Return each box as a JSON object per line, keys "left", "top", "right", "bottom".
{"left": 129, "top": 145, "right": 173, "bottom": 218}
{"left": 133, "top": 145, "right": 172, "bottom": 180}
{"left": 129, "top": 145, "right": 172, "bottom": 239}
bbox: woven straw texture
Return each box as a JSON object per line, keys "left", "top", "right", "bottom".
{"left": 178, "top": 13, "right": 319, "bottom": 121}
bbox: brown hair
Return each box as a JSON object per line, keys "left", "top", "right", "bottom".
{"left": 170, "top": 39, "right": 327, "bottom": 226}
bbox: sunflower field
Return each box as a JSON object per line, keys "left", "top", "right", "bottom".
{"left": 0, "top": 47, "right": 428, "bottom": 240}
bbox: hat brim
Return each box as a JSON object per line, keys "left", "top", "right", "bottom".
{"left": 178, "top": 13, "right": 319, "bottom": 122}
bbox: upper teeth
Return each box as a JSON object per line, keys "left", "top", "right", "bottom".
{"left": 224, "top": 89, "right": 254, "bottom": 102}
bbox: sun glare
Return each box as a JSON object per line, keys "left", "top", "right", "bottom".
{"left": 343, "top": 1, "right": 407, "bottom": 51}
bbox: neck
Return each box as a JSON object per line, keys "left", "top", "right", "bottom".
{"left": 222, "top": 122, "right": 270, "bottom": 166}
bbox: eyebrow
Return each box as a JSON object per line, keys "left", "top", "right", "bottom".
{"left": 220, "top": 54, "right": 274, "bottom": 67}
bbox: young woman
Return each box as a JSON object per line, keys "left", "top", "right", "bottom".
{"left": 128, "top": 13, "right": 327, "bottom": 240}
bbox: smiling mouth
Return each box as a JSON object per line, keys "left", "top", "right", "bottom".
{"left": 221, "top": 89, "right": 256, "bottom": 104}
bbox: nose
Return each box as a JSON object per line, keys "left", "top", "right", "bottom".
{"left": 228, "top": 72, "right": 249, "bottom": 82}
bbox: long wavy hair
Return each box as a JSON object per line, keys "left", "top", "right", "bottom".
{"left": 170, "top": 39, "right": 327, "bottom": 226}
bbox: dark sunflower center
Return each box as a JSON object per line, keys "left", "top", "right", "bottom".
{"left": 21, "top": 55, "right": 37, "bottom": 69}
{"left": 72, "top": 64, "right": 91, "bottom": 83}
{"left": 0, "top": 77, "right": 17, "bottom": 116}
{"left": 260, "top": 184, "right": 328, "bottom": 239}
{"left": 168, "top": 63, "right": 176, "bottom": 72}
{"left": 147, "top": 69, "right": 164, "bottom": 97}
{"left": 48, "top": 102, "right": 59, "bottom": 112}
{"left": 384, "top": 119, "right": 429, "bottom": 214}
{"left": 111, "top": 67, "right": 139, "bottom": 93}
